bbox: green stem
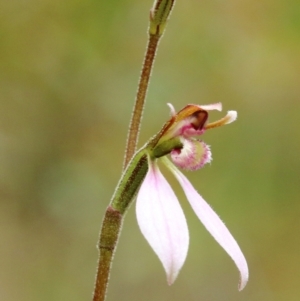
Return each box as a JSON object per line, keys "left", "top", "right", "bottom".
{"left": 93, "top": 1, "right": 176, "bottom": 299}
{"left": 92, "top": 148, "right": 149, "bottom": 301}
{"left": 123, "top": 33, "right": 161, "bottom": 169}
{"left": 93, "top": 206, "right": 122, "bottom": 301}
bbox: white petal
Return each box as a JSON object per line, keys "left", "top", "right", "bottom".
{"left": 200, "top": 102, "right": 222, "bottom": 111}
{"left": 224, "top": 110, "right": 237, "bottom": 124}
{"left": 167, "top": 103, "right": 176, "bottom": 116}
{"left": 163, "top": 158, "right": 249, "bottom": 290}
{"left": 136, "top": 160, "right": 189, "bottom": 284}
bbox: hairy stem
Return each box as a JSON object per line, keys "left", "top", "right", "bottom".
{"left": 92, "top": 148, "right": 149, "bottom": 301}
{"left": 123, "top": 33, "right": 160, "bottom": 169}
{"left": 93, "top": 206, "right": 122, "bottom": 301}
{"left": 93, "top": 1, "right": 176, "bottom": 299}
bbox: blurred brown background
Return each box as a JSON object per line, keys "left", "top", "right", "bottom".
{"left": 0, "top": 0, "right": 299, "bottom": 300}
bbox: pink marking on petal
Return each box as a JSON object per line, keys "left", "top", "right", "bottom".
{"left": 163, "top": 158, "right": 249, "bottom": 290}
{"left": 171, "top": 139, "right": 212, "bottom": 171}
{"left": 136, "top": 160, "right": 189, "bottom": 285}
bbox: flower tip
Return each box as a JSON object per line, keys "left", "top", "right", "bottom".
{"left": 205, "top": 110, "right": 237, "bottom": 130}
{"left": 225, "top": 110, "right": 237, "bottom": 124}
{"left": 167, "top": 273, "right": 176, "bottom": 286}
{"left": 238, "top": 268, "right": 249, "bottom": 291}
{"left": 167, "top": 103, "right": 176, "bottom": 116}
{"left": 200, "top": 102, "right": 222, "bottom": 112}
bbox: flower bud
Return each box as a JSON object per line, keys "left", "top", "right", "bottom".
{"left": 149, "top": 0, "right": 175, "bottom": 36}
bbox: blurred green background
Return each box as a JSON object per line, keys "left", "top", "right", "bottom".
{"left": 1, "top": 0, "right": 300, "bottom": 300}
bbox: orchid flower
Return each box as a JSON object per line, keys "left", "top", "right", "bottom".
{"left": 135, "top": 103, "right": 249, "bottom": 290}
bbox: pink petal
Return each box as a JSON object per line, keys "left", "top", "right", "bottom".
{"left": 136, "top": 160, "right": 189, "bottom": 285}
{"left": 163, "top": 158, "right": 249, "bottom": 290}
{"left": 171, "top": 138, "right": 212, "bottom": 171}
